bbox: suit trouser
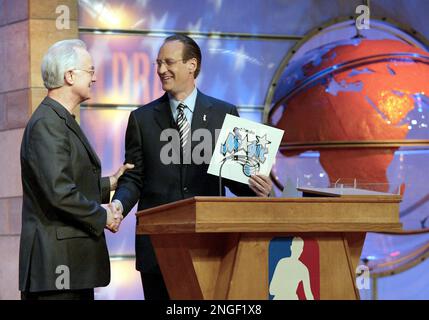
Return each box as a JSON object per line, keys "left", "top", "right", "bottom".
{"left": 141, "top": 272, "right": 170, "bottom": 300}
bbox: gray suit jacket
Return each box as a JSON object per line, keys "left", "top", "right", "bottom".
{"left": 19, "top": 96, "right": 111, "bottom": 292}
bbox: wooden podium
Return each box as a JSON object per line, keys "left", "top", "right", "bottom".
{"left": 136, "top": 189, "right": 401, "bottom": 300}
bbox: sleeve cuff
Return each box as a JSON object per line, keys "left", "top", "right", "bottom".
{"left": 112, "top": 199, "right": 124, "bottom": 214}
{"left": 100, "top": 177, "right": 111, "bottom": 203}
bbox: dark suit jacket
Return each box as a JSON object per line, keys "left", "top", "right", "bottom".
{"left": 19, "top": 96, "right": 111, "bottom": 292}
{"left": 113, "top": 91, "right": 255, "bottom": 273}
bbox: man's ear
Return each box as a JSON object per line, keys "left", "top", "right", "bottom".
{"left": 188, "top": 58, "right": 197, "bottom": 74}
{"left": 64, "top": 70, "right": 74, "bottom": 85}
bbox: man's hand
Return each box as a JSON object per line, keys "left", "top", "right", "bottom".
{"left": 109, "top": 163, "right": 135, "bottom": 191}
{"left": 105, "top": 201, "right": 124, "bottom": 233}
{"left": 249, "top": 174, "right": 272, "bottom": 197}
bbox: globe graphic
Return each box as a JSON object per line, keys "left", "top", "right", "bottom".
{"left": 268, "top": 38, "right": 429, "bottom": 291}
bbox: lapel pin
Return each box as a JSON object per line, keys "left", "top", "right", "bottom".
{"left": 203, "top": 114, "right": 207, "bottom": 122}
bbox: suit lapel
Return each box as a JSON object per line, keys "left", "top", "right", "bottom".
{"left": 43, "top": 97, "right": 102, "bottom": 167}
{"left": 65, "top": 116, "right": 102, "bottom": 167}
{"left": 191, "top": 91, "right": 213, "bottom": 150}
{"left": 154, "top": 93, "right": 175, "bottom": 131}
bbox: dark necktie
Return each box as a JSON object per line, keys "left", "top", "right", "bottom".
{"left": 176, "top": 103, "right": 190, "bottom": 149}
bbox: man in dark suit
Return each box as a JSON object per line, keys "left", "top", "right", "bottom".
{"left": 112, "top": 34, "right": 272, "bottom": 300}
{"left": 19, "top": 39, "right": 132, "bottom": 300}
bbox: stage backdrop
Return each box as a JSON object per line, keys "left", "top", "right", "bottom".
{"left": 77, "top": 0, "right": 429, "bottom": 300}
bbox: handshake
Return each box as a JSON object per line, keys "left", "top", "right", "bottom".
{"left": 105, "top": 200, "right": 124, "bottom": 233}
{"left": 104, "top": 162, "right": 134, "bottom": 233}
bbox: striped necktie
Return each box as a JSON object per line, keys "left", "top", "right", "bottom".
{"left": 176, "top": 103, "right": 191, "bottom": 149}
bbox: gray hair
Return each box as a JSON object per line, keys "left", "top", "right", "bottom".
{"left": 41, "top": 39, "right": 87, "bottom": 89}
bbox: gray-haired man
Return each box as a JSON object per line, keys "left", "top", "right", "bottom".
{"left": 19, "top": 39, "right": 132, "bottom": 300}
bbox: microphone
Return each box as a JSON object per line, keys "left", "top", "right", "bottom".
{"left": 218, "top": 155, "right": 238, "bottom": 196}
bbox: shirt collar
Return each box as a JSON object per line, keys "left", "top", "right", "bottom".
{"left": 168, "top": 86, "right": 198, "bottom": 113}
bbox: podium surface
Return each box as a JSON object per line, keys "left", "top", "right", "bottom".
{"left": 136, "top": 191, "right": 401, "bottom": 300}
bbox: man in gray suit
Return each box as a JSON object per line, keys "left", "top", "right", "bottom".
{"left": 112, "top": 34, "right": 272, "bottom": 300}
{"left": 19, "top": 39, "right": 133, "bottom": 300}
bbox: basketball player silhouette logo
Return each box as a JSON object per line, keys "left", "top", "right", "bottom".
{"left": 268, "top": 236, "right": 320, "bottom": 300}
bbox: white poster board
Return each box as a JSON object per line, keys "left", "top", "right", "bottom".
{"left": 207, "top": 114, "right": 284, "bottom": 184}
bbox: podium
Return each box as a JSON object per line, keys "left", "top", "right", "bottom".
{"left": 136, "top": 189, "right": 401, "bottom": 300}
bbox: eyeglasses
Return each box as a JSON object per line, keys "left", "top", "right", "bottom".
{"left": 72, "top": 68, "right": 95, "bottom": 76}
{"left": 154, "top": 59, "right": 185, "bottom": 68}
